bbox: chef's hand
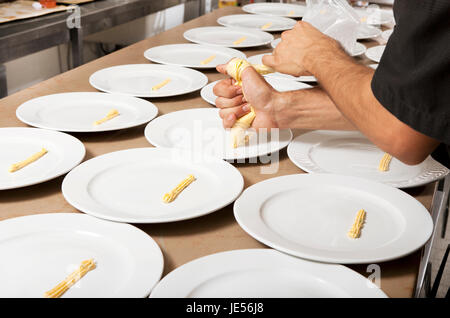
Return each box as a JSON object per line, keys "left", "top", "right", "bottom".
{"left": 263, "top": 21, "right": 341, "bottom": 77}
{"left": 213, "top": 64, "right": 279, "bottom": 129}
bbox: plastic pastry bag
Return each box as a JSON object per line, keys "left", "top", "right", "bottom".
{"left": 303, "top": 0, "right": 360, "bottom": 55}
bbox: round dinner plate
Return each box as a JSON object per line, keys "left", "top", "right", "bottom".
{"left": 242, "top": 3, "right": 306, "bottom": 18}
{"left": 200, "top": 78, "right": 311, "bottom": 106}
{"left": 355, "top": 8, "right": 394, "bottom": 25}
{"left": 16, "top": 92, "right": 158, "bottom": 132}
{"left": 381, "top": 29, "right": 393, "bottom": 42}
{"left": 62, "top": 147, "right": 243, "bottom": 223}
{"left": 143, "top": 44, "right": 246, "bottom": 69}
{"left": 287, "top": 130, "right": 449, "bottom": 188}
{"left": 150, "top": 249, "right": 387, "bottom": 297}
{"left": 0, "top": 127, "right": 85, "bottom": 190}
{"left": 248, "top": 53, "right": 316, "bottom": 82}
{"left": 217, "top": 14, "right": 296, "bottom": 32}
{"left": 271, "top": 38, "right": 366, "bottom": 57}
{"left": 144, "top": 108, "right": 293, "bottom": 161}
{"left": 365, "top": 45, "right": 385, "bottom": 63}
{"left": 0, "top": 213, "right": 164, "bottom": 297}
{"left": 234, "top": 174, "right": 434, "bottom": 264}
{"left": 356, "top": 24, "right": 382, "bottom": 40}
{"left": 351, "top": 42, "right": 367, "bottom": 57}
{"left": 89, "top": 64, "right": 208, "bottom": 98}
{"left": 183, "top": 26, "right": 273, "bottom": 48}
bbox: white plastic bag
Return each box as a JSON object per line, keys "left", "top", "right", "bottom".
{"left": 303, "top": 0, "right": 360, "bottom": 55}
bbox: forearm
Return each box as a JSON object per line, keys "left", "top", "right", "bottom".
{"left": 272, "top": 87, "right": 355, "bottom": 130}
{"left": 305, "top": 47, "right": 439, "bottom": 164}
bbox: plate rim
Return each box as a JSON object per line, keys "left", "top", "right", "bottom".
{"left": 0, "top": 127, "right": 86, "bottom": 190}
{"left": 217, "top": 14, "right": 297, "bottom": 32}
{"left": 61, "top": 147, "right": 244, "bottom": 223}
{"left": 287, "top": 130, "right": 449, "bottom": 188}
{"left": 242, "top": 3, "right": 306, "bottom": 18}
{"left": 183, "top": 26, "right": 274, "bottom": 48}
{"left": 88, "top": 64, "right": 208, "bottom": 98}
{"left": 357, "top": 25, "right": 382, "bottom": 40}
{"left": 233, "top": 173, "right": 434, "bottom": 264}
{"left": 365, "top": 44, "right": 386, "bottom": 63}
{"left": 16, "top": 92, "right": 159, "bottom": 132}
{"left": 0, "top": 212, "right": 164, "bottom": 298}
{"left": 143, "top": 107, "right": 293, "bottom": 161}
{"left": 150, "top": 248, "right": 387, "bottom": 298}
{"left": 143, "top": 43, "right": 247, "bottom": 69}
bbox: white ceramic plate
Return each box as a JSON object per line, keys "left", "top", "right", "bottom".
{"left": 150, "top": 249, "right": 387, "bottom": 297}
{"left": 144, "top": 108, "right": 293, "bottom": 161}
{"left": 365, "top": 45, "right": 385, "bottom": 63}
{"left": 243, "top": 3, "right": 306, "bottom": 18}
{"left": 217, "top": 14, "right": 296, "bottom": 32}
{"left": 287, "top": 130, "right": 449, "bottom": 188}
{"left": 16, "top": 92, "right": 158, "bottom": 132}
{"left": 234, "top": 174, "right": 434, "bottom": 264}
{"left": 248, "top": 53, "right": 316, "bottom": 82}
{"left": 0, "top": 127, "right": 85, "bottom": 190}
{"left": 356, "top": 24, "right": 382, "bottom": 40}
{"left": 351, "top": 42, "right": 367, "bottom": 56}
{"left": 381, "top": 29, "right": 393, "bottom": 41}
{"left": 0, "top": 213, "right": 163, "bottom": 298}
{"left": 271, "top": 38, "right": 366, "bottom": 57}
{"left": 89, "top": 64, "right": 208, "bottom": 98}
{"left": 62, "top": 147, "right": 243, "bottom": 223}
{"left": 200, "top": 77, "right": 311, "bottom": 106}
{"left": 355, "top": 8, "right": 394, "bottom": 25}
{"left": 183, "top": 26, "right": 273, "bottom": 48}
{"left": 143, "top": 44, "right": 246, "bottom": 69}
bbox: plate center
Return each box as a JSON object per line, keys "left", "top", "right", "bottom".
{"left": 260, "top": 187, "right": 405, "bottom": 252}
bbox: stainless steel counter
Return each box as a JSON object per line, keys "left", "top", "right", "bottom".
{"left": 0, "top": 0, "right": 204, "bottom": 97}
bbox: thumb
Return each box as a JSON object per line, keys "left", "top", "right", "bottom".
{"left": 262, "top": 54, "right": 277, "bottom": 69}
{"left": 240, "top": 66, "right": 274, "bottom": 109}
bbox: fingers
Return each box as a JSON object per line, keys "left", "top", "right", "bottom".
{"left": 215, "top": 94, "right": 245, "bottom": 108}
{"left": 222, "top": 112, "right": 236, "bottom": 128}
{"left": 213, "top": 78, "right": 242, "bottom": 98}
{"left": 219, "top": 104, "right": 251, "bottom": 128}
{"left": 216, "top": 63, "right": 228, "bottom": 75}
